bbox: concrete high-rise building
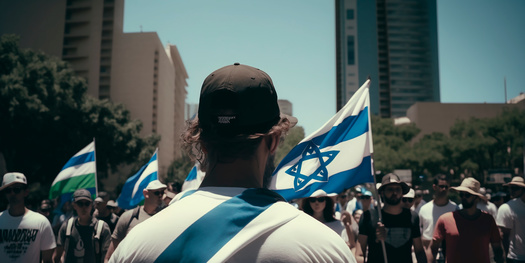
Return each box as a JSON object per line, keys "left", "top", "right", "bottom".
{"left": 0, "top": 0, "right": 188, "bottom": 177}
{"left": 335, "top": 0, "right": 440, "bottom": 117}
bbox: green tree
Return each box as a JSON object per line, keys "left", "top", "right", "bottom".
{"left": 275, "top": 126, "right": 305, "bottom": 166}
{"left": 0, "top": 34, "right": 158, "bottom": 199}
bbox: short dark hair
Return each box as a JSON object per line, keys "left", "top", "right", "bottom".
{"left": 433, "top": 174, "right": 450, "bottom": 185}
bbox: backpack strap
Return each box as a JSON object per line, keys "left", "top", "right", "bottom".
{"left": 63, "top": 217, "right": 75, "bottom": 260}
{"left": 125, "top": 206, "right": 141, "bottom": 232}
{"left": 93, "top": 220, "right": 104, "bottom": 263}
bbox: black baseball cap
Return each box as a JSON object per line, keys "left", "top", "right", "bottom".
{"left": 198, "top": 63, "right": 295, "bottom": 137}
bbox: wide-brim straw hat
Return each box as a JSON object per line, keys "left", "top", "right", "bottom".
{"left": 451, "top": 177, "right": 484, "bottom": 198}
{"left": 378, "top": 173, "right": 410, "bottom": 195}
{"left": 503, "top": 176, "right": 525, "bottom": 188}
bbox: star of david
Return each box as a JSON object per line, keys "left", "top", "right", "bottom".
{"left": 285, "top": 141, "right": 339, "bottom": 191}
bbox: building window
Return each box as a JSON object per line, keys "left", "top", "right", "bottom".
{"left": 347, "top": 36, "right": 355, "bottom": 65}
{"left": 347, "top": 9, "right": 354, "bottom": 20}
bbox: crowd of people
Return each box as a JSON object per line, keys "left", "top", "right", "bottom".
{"left": 1, "top": 63, "right": 524, "bottom": 262}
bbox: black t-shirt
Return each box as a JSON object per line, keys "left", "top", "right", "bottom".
{"left": 359, "top": 208, "right": 421, "bottom": 263}
{"left": 66, "top": 223, "right": 95, "bottom": 263}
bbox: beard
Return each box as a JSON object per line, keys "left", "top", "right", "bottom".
{"left": 384, "top": 195, "right": 401, "bottom": 205}
{"left": 262, "top": 154, "right": 276, "bottom": 188}
{"left": 461, "top": 198, "right": 476, "bottom": 209}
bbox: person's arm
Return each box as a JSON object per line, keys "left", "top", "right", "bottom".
{"left": 428, "top": 238, "right": 442, "bottom": 263}
{"left": 412, "top": 237, "right": 427, "bottom": 263}
{"left": 41, "top": 248, "right": 54, "bottom": 263}
{"left": 355, "top": 234, "right": 368, "bottom": 263}
{"left": 498, "top": 226, "right": 510, "bottom": 255}
{"left": 341, "top": 211, "right": 357, "bottom": 251}
{"left": 492, "top": 241, "right": 504, "bottom": 263}
{"left": 104, "top": 239, "right": 120, "bottom": 263}
{"left": 52, "top": 246, "right": 64, "bottom": 263}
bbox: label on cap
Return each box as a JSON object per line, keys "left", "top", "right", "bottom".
{"left": 218, "top": 116, "right": 236, "bottom": 124}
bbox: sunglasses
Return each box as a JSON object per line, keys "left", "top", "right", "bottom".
{"left": 151, "top": 190, "right": 164, "bottom": 196}
{"left": 510, "top": 186, "right": 522, "bottom": 191}
{"left": 308, "top": 197, "right": 326, "bottom": 203}
{"left": 437, "top": 185, "right": 449, "bottom": 189}
{"left": 360, "top": 196, "right": 371, "bottom": 200}
{"left": 4, "top": 186, "right": 25, "bottom": 194}
{"left": 75, "top": 201, "right": 92, "bottom": 207}
{"left": 402, "top": 198, "right": 414, "bottom": 203}
{"left": 415, "top": 194, "right": 422, "bottom": 198}
{"left": 459, "top": 192, "right": 472, "bottom": 199}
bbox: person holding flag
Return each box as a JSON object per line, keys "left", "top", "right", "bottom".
{"left": 108, "top": 63, "right": 355, "bottom": 262}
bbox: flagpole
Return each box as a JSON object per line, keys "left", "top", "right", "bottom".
{"left": 371, "top": 155, "right": 388, "bottom": 263}
{"left": 93, "top": 138, "right": 98, "bottom": 196}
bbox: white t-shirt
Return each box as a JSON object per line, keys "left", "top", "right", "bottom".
{"left": 419, "top": 200, "right": 458, "bottom": 241}
{"left": 325, "top": 218, "right": 359, "bottom": 244}
{"left": 110, "top": 187, "right": 355, "bottom": 263}
{"left": 0, "top": 209, "right": 56, "bottom": 262}
{"left": 476, "top": 201, "right": 498, "bottom": 219}
{"left": 496, "top": 198, "right": 525, "bottom": 260}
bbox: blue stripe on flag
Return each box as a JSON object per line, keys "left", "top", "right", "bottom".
{"left": 274, "top": 156, "right": 373, "bottom": 201}
{"left": 61, "top": 152, "right": 95, "bottom": 170}
{"left": 116, "top": 150, "right": 158, "bottom": 209}
{"left": 186, "top": 166, "right": 197, "bottom": 181}
{"left": 154, "top": 189, "right": 283, "bottom": 263}
{"left": 274, "top": 107, "right": 369, "bottom": 173}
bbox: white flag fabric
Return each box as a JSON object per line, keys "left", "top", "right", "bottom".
{"left": 270, "top": 80, "right": 374, "bottom": 200}
{"left": 181, "top": 163, "right": 206, "bottom": 192}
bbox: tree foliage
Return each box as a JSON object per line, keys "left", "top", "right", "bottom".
{"left": 0, "top": 34, "right": 159, "bottom": 195}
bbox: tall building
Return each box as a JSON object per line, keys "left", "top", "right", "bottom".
{"left": 335, "top": 0, "right": 440, "bottom": 117}
{"left": 0, "top": 0, "right": 188, "bottom": 177}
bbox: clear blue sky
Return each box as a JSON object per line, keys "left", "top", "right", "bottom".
{"left": 124, "top": 0, "right": 525, "bottom": 135}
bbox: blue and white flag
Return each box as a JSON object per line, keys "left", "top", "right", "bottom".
{"left": 270, "top": 80, "right": 374, "bottom": 200}
{"left": 181, "top": 163, "right": 206, "bottom": 192}
{"left": 117, "top": 149, "right": 159, "bottom": 209}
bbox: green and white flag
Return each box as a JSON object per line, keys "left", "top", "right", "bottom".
{"left": 49, "top": 141, "right": 97, "bottom": 204}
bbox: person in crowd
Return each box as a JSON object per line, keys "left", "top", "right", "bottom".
{"left": 54, "top": 189, "right": 111, "bottom": 263}
{"left": 104, "top": 180, "right": 167, "bottom": 262}
{"left": 356, "top": 173, "right": 426, "bottom": 263}
{"left": 106, "top": 200, "right": 124, "bottom": 217}
{"left": 93, "top": 195, "right": 120, "bottom": 233}
{"left": 38, "top": 199, "right": 55, "bottom": 223}
{"left": 491, "top": 192, "right": 507, "bottom": 208}
{"left": 496, "top": 176, "right": 525, "bottom": 263}
{"left": 346, "top": 187, "right": 361, "bottom": 212}
{"left": 476, "top": 187, "right": 498, "bottom": 218}
{"left": 359, "top": 190, "right": 373, "bottom": 212}
{"left": 108, "top": 63, "right": 355, "bottom": 262}
{"left": 0, "top": 172, "right": 56, "bottom": 263}
{"left": 429, "top": 177, "right": 503, "bottom": 263}
{"left": 353, "top": 209, "right": 363, "bottom": 224}
{"left": 402, "top": 188, "right": 416, "bottom": 210}
{"left": 302, "top": 190, "right": 358, "bottom": 253}
{"left": 413, "top": 189, "right": 426, "bottom": 213}
{"left": 51, "top": 199, "right": 74, "bottom": 235}
{"left": 335, "top": 188, "right": 350, "bottom": 216}
{"left": 418, "top": 174, "right": 458, "bottom": 251}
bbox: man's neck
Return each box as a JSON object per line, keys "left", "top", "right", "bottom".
{"left": 77, "top": 215, "right": 92, "bottom": 226}
{"left": 459, "top": 206, "right": 480, "bottom": 219}
{"left": 143, "top": 204, "right": 157, "bottom": 215}
{"left": 383, "top": 204, "right": 403, "bottom": 215}
{"left": 8, "top": 205, "right": 27, "bottom": 217}
{"left": 200, "top": 159, "right": 264, "bottom": 188}
{"left": 433, "top": 195, "right": 449, "bottom": 206}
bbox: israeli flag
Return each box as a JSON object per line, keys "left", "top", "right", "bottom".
{"left": 181, "top": 163, "right": 206, "bottom": 191}
{"left": 270, "top": 80, "right": 374, "bottom": 200}
{"left": 116, "top": 149, "right": 159, "bottom": 209}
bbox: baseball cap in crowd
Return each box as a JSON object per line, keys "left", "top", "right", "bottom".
{"left": 503, "top": 176, "right": 525, "bottom": 188}
{"left": 107, "top": 200, "right": 118, "bottom": 208}
{"left": 198, "top": 63, "right": 297, "bottom": 137}
{"left": 1, "top": 172, "right": 28, "bottom": 191}
{"left": 362, "top": 190, "right": 373, "bottom": 197}
{"left": 145, "top": 180, "right": 167, "bottom": 191}
{"left": 451, "top": 177, "right": 484, "bottom": 198}
{"left": 94, "top": 197, "right": 104, "bottom": 203}
{"left": 73, "top": 189, "right": 93, "bottom": 202}
{"left": 404, "top": 188, "right": 415, "bottom": 198}
{"left": 378, "top": 173, "right": 410, "bottom": 194}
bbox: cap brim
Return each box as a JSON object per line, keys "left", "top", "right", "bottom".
{"left": 0, "top": 181, "right": 25, "bottom": 192}
{"left": 503, "top": 182, "right": 525, "bottom": 188}
{"left": 74, "top": 197, "right": 92, "bottom": 202}
{"left": 378, "top": 182, "right": 410, "bottom": 195}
